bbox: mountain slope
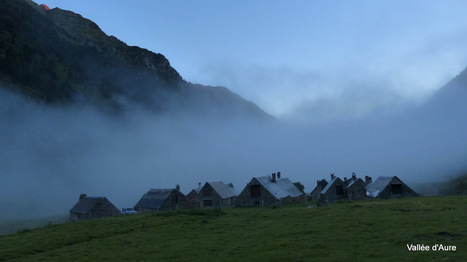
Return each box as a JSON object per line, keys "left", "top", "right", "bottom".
{"left": 0, "top": 0, "right": 271, "bottom": 119}
{"left": 404, "top": 66, "right": 467, "bottom": 137}
{"left": 424, "top": 67, "right": 467, "bottom": 117}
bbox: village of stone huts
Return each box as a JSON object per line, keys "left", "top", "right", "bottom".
{"left": 69, "top": 172, "right": 419, "bottom": 222}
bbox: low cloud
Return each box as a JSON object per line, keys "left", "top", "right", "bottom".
{"left": 0, "top": 80, "right": 466, "bottom": 221}
{"left": 192, "top": 63, "right": 412, "bottom": 122}
{"left": 187, "top": 27, "right": 467, "bottom": 123}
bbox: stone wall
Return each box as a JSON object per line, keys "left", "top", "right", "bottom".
{"left": 377, "top": 182, "right": 419, "bottom": 199}
{"left": 236, "top": 178, "right": 279, "bottom": 207}
{"left": 323, "top": 179, "right": 348, "bottom": 203}
{"left": 347, "top": 180, "right": 367, "bottom": 200}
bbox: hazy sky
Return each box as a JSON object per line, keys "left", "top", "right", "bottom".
{"left": 37, "top": 0, "right": 467, "bottom": 119}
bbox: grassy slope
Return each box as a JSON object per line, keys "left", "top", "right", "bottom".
{"left": 415, "top": 174, "right": 467, "bottom": 196}
{"left": 0, "top": 215, "right": 68, "bottom": 236}
{"left": 0, "top": 196, "right": 465, "bottom": 262}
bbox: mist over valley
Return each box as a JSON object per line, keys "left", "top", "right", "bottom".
{"left": 1, "top": 0, "right": 466, "bottom": 221}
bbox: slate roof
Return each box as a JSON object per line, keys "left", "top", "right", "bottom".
{"left": 366, "top": 176, "right": 396, "bottom": 197}
{"left": 255, "top": 176, "right": 303, "bottom": 200}
{"left": 207, "top": 181, "right": 238, "bottom": 199}
{"left": 134, "top": 189, "right": 174, "bottom": 210}
{"left": 69, "top": 197, "right": 110, "bottom": 214}
{"left": 320, "top": 177, "right": 340, "bottom": 194}
{"left": 347, "top": 178, "right": 364, "bottom": 188}
{"left": 310, "top": 179, "right": 328, "bottom": 196}
{"left": 346, "top": 179, "right": 357, "bottom": 188}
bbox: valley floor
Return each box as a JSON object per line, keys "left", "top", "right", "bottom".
{"left": 0, "top": 196, "right": 465, "bottom": 261}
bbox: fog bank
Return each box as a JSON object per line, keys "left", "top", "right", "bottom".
{"left": 1, "top": 88, "right": 466, "bottom": 220}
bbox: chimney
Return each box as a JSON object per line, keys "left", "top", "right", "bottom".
{"left": 176, "top": 184, "right": 180, "bottom": 192}
{"left": 365, "top": 176, "right": 372, "bottom": 184}
{"left": 79, "top": 193, "right": 87, "bottom": 200}
{"left": 277, "top": 172, "right": 281, "bottom": 179}
{"left": 344, "top": 177, "right": 347, "bottom": 182}
{"left": 228, "top": 183, "right": 234, "bottom": 188}
{"left": 330, "top": 173, "right": 335, "bottom": 180}
{"left": 272, "top": 173, "right": 276, "bottom": 182}
{"left": 352, "top": 172, "right": 356, "bottom": 180}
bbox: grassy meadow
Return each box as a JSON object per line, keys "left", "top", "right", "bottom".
{"left": 0, "top": 196, "right": 465, "bottom": 261}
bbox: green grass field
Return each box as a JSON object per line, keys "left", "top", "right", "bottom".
{"left": 1, "top": 196, "right": 465, "bottom": 261}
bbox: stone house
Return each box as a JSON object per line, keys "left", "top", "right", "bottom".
{"left": 320, "top": 174, "right": 348, "bottom": 203}
{"left": 236, "top": 172, "right": 306, "bottom": 207}
{"left": 310, "top": 179, "right": 328, "bottom": 201}
{"left": 317, "top": 173, "right": 368, "bottom": 204}
{"left": 345, "top": 177, "right": 367, "bottom": 200}
{"left": 199, "top": 181, "right": 238, "bottom": 208}
{"left": 69, "top": 194, "right": 121, "bottom": 222}
{"left": 366, "top": 176, "right": 419, "bottom": 199}
{"left": 186, "top": 182, "right": 203, "bottom": 205}
{"left": 134, "top": 185, "right": 191, "bottom": 212}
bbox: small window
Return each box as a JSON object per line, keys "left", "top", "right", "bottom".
{"left": 250, "top": 185, "right": 261, "bottom": 198}
{"left": 391, "top": 184, "right": 402, "bottom": 195}
{"left": 203, "top": 200, "right": 213, "bottom": 207}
